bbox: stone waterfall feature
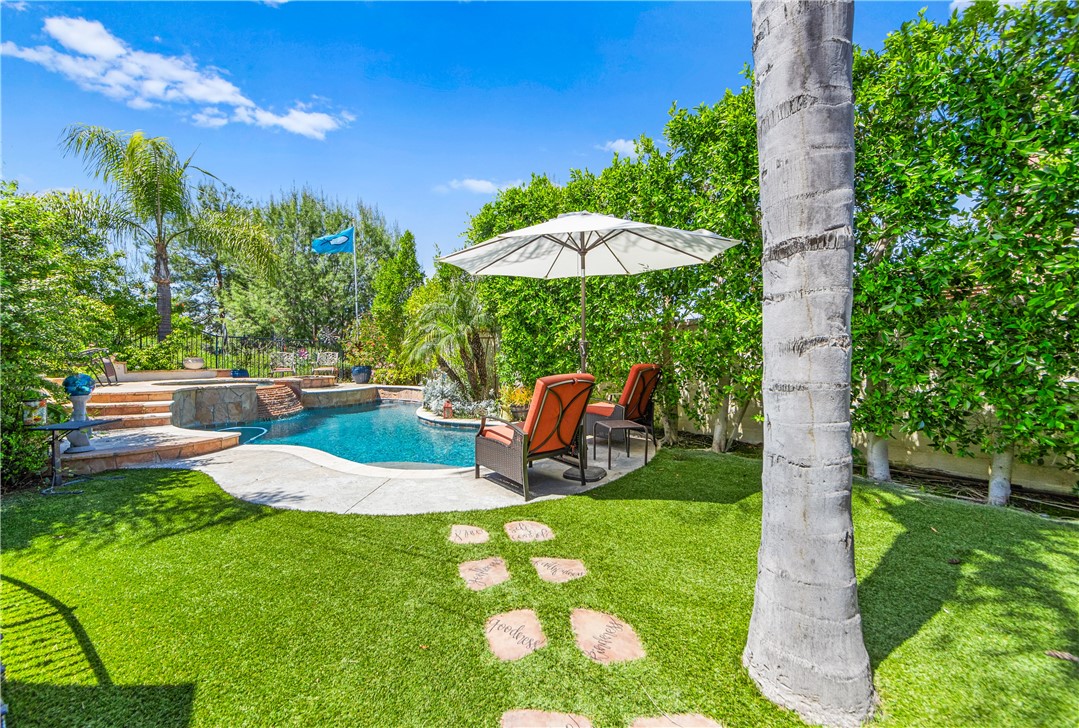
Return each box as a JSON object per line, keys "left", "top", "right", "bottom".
{"left": 256, "top": 384, "right": 304, "bottom": 420}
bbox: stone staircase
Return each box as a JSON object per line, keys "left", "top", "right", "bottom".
{"left": 256, "top": 384, "right": 304, "bottom": 419}
{"left": 87, "top": 389, "right": 174, "bottom": 429}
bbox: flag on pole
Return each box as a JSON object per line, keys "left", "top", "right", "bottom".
{"left": 311, "top": 227, "right": 355, "bottom": 254}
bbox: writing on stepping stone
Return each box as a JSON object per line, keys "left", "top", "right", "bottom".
{"left": 531, "top": 557, "right": 587, "bottom": 583}
{"left": 502, "top": 709, "right": 593, "bottom": 728}
{"left": 505, "top": 520, "right": 554, "bottom": 542}
{"left": 571, "top": 608, "right": 645, "bottom": 664}
{"left": 630, "top": 715, "right": 722, "bottom": 728}
{"left": 485, "top": 609, "right": 547, "bottom": 661}
{"left": 458, "top": 557, "right": 510, "bottom": 591}
{"left": 449, "top": 524, "right": 489, "bottom": 544}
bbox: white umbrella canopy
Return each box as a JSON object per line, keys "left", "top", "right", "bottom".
{"left": 439, "top": 211, "right": 741, "bottom": 372}
{"left": 439, "top": 211, "right": 739, "bottom": 279}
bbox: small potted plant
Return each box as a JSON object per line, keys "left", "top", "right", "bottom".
{"left": 502, "top": 385, "right": 532, "bottom": 421}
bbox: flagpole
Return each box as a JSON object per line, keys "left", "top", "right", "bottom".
{"left": 351, "top": 219, "right": 359, "bottom": 323}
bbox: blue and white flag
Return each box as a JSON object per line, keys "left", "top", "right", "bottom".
{"left": 311, "top": 226, "right": 355, "bottom": 255}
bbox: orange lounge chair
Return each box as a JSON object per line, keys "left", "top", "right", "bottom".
{"left": 475, "top": 373, "right": 596, "bottom": 500}
{"left": 585, "top": 363, "right": 661, "bottom": 446}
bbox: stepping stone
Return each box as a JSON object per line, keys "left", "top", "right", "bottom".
{"left": 449, "top": 524, "right": 489, "bottom": 544}
{"left": 531, "top": 557, "right": 587, "bottom": 583}
{"left": 571, "top": 608, "right": 645, "bottom": 664}
{"left": 485, "top": 609, "right": 547, "bottom": 661}
{"left": 459, "top": 557, "right": 510, "bottom": 591}
{"left": 630, "top": 715, "right": 722, "bottom": 727}
{"left": 505, "top": 520, "right": 554, "bottom": 542}
{"left": 501, "top": 709, "right": 593, "bottom": 728}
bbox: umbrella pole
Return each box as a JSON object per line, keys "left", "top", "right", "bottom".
{"left": 580, "top": 251, "right": 587, "bottom": 373}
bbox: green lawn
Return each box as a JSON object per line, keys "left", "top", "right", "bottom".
{"left": 2, "top": 450, "right": 1077, "bottom": 727}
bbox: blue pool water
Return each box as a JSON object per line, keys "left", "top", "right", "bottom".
{"left": 220, "top": 401, "right": 478, "bottom": 467}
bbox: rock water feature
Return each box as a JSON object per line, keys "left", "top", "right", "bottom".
{"left": 255, "top": 384, "right": 303, "bottom": 419}
{"left": 447, "top": 521, "right": 718, "bottom": 726}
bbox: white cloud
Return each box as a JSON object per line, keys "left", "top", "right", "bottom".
{"left": 2, "top": 15, "right": 349, "bottom": 140}
{"left": 597, "top": 139, "right": 638, "bottom": 158}
{"left": 1, "top": 0, "right": 30, "bottom": 11}
{"left": 435, "top": 178, "right": 523, "bottom": 195}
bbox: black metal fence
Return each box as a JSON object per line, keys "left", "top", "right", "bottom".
{"left": 120, "top": 330, "right": 345, "bottom": 378}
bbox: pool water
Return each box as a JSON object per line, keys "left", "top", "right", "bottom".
{"left": 219, "top": 401, "right": 478, "bottom": 467}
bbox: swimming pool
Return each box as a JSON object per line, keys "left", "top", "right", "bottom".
{"left": 217, "top": 401, "right": 478, "bottom": 467}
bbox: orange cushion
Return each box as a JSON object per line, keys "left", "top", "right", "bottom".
{"left": 618, "top": 363, "right": 660, "bottom": 420}
{"left": 522, "top": 373, "right": 595, "bottom": 455}
{"left": 480, "top": 425, "right": 518, "bottom": 446}
{"left": 586, "top": 402, "right": 616, "bottom": 417}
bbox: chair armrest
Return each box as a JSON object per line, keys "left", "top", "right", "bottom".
{"left": 479, "top": 414, "right": 525, "bottom": 434}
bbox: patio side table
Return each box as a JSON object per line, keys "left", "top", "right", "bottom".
{"left": 592, "top": 419, "right": 650, "bottom": 469}
{"left": 29, "top": 419, "right": 121, "bottom": 495}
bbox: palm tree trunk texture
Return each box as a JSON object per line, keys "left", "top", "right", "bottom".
{"left": 744, "top": 2, "right": 876, "bottom": 726}
{"left": 154, "top": 243, "right": 173, "bottom": 341}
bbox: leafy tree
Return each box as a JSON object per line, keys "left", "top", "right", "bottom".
{"left": 222, "top": 188, "right": 395, "bottom": 341}
{"left": 742, "top": 1, "right": 876, "bottom": 724}
{"left": 371, "top": 230, "right": 426, "bottom": 381}
{"left": 62, "top": 125, "right": 275, "bottom": 340}
{"left": 0, "top": 184, "right": 134, "bottom": 489}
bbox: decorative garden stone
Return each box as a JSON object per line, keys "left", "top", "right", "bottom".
{"left": 485, "top": 609, "right": 546, "bottom": 661}
{"left": 501, "top": 709, "right": 593, "bottom": 727}
{"left": 570, "top": 608, "right": 645, "bottom": 664}
{"left": 531, "top": 558, "right": 587, "bottom": 583}
{"left": 449, "top": 525, "right": 489, "bottom": 544}
{"left": 505, "top": 520, "right": 554, "bottom": 542}
{"left": 458, "top": 557, "right": 510, "bottom": 591}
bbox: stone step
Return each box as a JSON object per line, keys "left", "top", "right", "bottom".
{"left": 97, "top": 413, "right": 173, "bottom": 430}
{"left": 86, "top": 401, "right": 173, "bottom": 416}
{"left": 89, "top": 390, "right": 174, "bottom": 403}
{"left": 62, "top": 426, "right": 240, "bottom": 475}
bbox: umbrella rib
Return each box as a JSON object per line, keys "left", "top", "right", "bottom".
{"left": 629, "top": 229, "right": 713, "bottom": 262}
{"left": 470, "top": 236, "right": 544, "bottom": 275}
{"left": 543, "top": 243, "right": 566, "bottom": 279}
{"left": 602, "top": 238, "right": 633, "bottom": 275}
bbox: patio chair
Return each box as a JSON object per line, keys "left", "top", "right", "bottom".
{"left": 312, "top": 351, "right": 340, "bottom": 378}
{"left": 585, "top": 363, "right": 661, "bottom": 446}
{"left": 475, "top": 373, "right": 596, "bottom": 500}
{"left": 269, "top": 351, "right": 297, "bottom": 377}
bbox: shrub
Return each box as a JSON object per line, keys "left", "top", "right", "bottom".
{"left": 421, "top": 373, "right": 496, "bottom": 418}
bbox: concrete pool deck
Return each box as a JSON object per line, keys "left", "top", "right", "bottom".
{"left": 149, "top": 436, "right": 656, "bottom": 515}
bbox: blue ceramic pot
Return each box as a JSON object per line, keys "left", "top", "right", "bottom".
{"left": 351, "top": 365, "right": 372, "bottom": 384}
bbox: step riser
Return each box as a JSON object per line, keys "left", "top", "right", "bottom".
{"left": 89, "top": 391, "right": 174, "bottom": 403}
{"left": 64, "top": 432, "right": 241, "bottom": 475}
{"left": 87, "top": 404, "right": 172, "bottom": 416}
{"left": 98, "top": 416, "right": 172, "bottom": 430}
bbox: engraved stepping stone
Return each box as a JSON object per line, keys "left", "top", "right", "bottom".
{"left": 571, "top": 608, "right": 645, "bottom": 664}
{"left": 458, "top": 557, "right": 510, "bottom": 591}
{"left": 501, "top": 709, "right": 593, "bottom": 728}
{"left": 505, "top": 520, "right": 554, "bottom": 542}
{"left": 449, "top": 524, "right": 489, "bottom": 544}
{"left": 531, "top": 557, "right": 587, "bottom": 583}
{"left": 485, "top": 609, "right": 547, "bottom": 661}
{"left": 630, "top": 715, "right": 722, "bottom": 727}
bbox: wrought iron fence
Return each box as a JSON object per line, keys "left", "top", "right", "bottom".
{"left": 119, "top": 330, "right": 345, "bottom": 378}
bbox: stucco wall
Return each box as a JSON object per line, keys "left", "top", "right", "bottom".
{"left": 681, "top": 400, "right": 1077, "bottom": 496}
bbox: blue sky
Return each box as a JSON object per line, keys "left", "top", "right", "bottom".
{"left": 2, "top": 1, "right": 954, "bottom": 272}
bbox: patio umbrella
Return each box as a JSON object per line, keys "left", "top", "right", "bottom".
{"left": 438, "top": 211, "right": 740, "bottom": 371}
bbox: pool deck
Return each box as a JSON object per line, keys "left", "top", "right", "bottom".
{"left": 149, "top": 436, "right": 655, "bottom": 515}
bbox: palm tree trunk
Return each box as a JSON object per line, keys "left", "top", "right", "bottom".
{"left": 743, "top": 2, "right": 876, "bottom": 726}
{"left": 154, "top": 243, "right": 173, "bottom": 341}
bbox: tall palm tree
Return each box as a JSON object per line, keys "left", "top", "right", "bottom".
{"left": 62, "top": 124, "right": 274, "bottom": 341}
{"left": 404, "top": 279, "right": 497, "bottom": 400}
{"left": 743, "top": 2, "right": 876, "bottom": 726}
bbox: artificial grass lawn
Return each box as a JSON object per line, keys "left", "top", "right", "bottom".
{"left": 1, "top": 451, "right": 1077, "bottom": 727}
